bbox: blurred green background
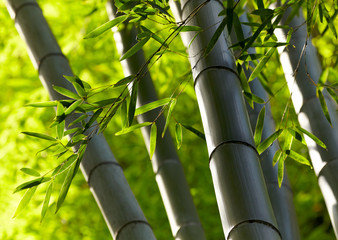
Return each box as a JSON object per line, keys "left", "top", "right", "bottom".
{"left": 0, "top": 0, "right": 336, "bottom": 239}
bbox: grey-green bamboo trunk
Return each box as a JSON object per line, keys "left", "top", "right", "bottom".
{"left": 6, "top": 0, "right": 156, "bottom": 239}
{"left": 106, "top": 1, "right": 206, "bottom": 239}
{"left": 237, "top": 13, "right": 300, "bottom": 240}
{"left": 172, "top": 0, "right": 281, "bottom": 239}
{"left": 275, "top": 6, "right": 338, "bottom": 238}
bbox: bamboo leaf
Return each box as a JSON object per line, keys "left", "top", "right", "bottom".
{"left": 254, "top": 106, "right": 265, "bottom": 146}
{"left": 149, "top": 123, "right": 157, "bottom": 159}
{"left": 128, "top": 82, "right": 138, "bottom": 126}
{"left": 121, "top": 99, "right": 128, "bottom": 129}
{"left": 68, "top": 115, "right": 88, "bottom": 127}
{"left": 174, "top": 25, "right": 202, "bottom": 32}
{"left": 205, "top": 16, "right": 228, "bottom": 56}
{"left": 243, "top": 91, "right": 265, "bottom": 104}
{"left": 317, "top": 89, "right": 332, "bottom": 126}
{"left": 327, "top": 88, "right": 338, "bottom": 104}
{"left": 13, "top": 186, "right": 37, "bottom": 218}
{"left": 55, "top": 167, "right": 73, "bottom": 213}
{"left": 251, "top": 9, "right": 274, "bottom": 16}
{"left": 52, "top": 154, "right": 78, "bottom": 177}
{"left": 113, "top": 75, "right": 135, "bottom": 87}
{"left": 285, "top": 150, "right": 312, "bottom": 167}
{"left": 100, "top": 103, "right": 121, "bottom": 133}
{"left": 115, "top": 122, "right": 152, "bottom": 135}
{"left": 41, "top": 181, "right": 53, "bottom": 222}
{"left": 278, "top": 152, "right": 286, "bottom": 188}
{"left": 25, "top": 101, "right": 58, "bottom": 108}
{"left": 162, "top": 99, "right": 176, "bottom": 138}
{"left": 85, "top": 108, "right": 103, "bottom": 129}
{"left": 175, "top": 123, "right": 183, "bottom": 149}
{"left": 14, "top": 177, "right": 51, "bottom": 193}
{"left": 233, "top": 12, "right": 244, "bottom": 44}
{"left": 287, "top": 128, "right": 306, "bottom": 145}
{"left": 272, "top": 149, "right": 283, "bottom": 166}
{"left": 92, "top": 98, "right": 119, "bottom": 107}
{"left": 296, "top": 126, "right": 326, "bottom": 149}
{"left": 20, "top": 168, "right": 40, "bottom": 177}
{"left": 135, "top": 98, "right": 172, "bottom": 116}
{"left": 53, "top": 86, "right": 80, "bottom": 99}
{"left": 64, "top": 99, "right": 83, "bottom": 115}
{"left": 84, "top": 15, "right": 128, "bottom": 39}
{"left": 320, "top": 1, "right": 337, "bottom": 38}
{"left": 120, "top": 37, "right": 150, "bottom": 61}
{"left": 64, "top": 127, "right": 82, "bottom": 136}
{"left": 248, "top": 47, "right": 276, "bottom": 82}
{"left": 36, "top": 143, "right": 59, "bottom": 155}
{"left": 73, "top": 82, "right": 87, "bottom": 99}
{"left": 181, "top": 124, "right": 205, "bottom": 140}
{"left": 257, "top": 129, "right": 283, "bottom": 154}
{"left": 22, "top": 132, "right": 56, "bottom": 142}
{"left": 63, "top": 75, "right": 91, "bottom": 90}
{"left": 56, "top": 119, "right": 65, "bottom": 140}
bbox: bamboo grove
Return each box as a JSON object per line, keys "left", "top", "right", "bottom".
{"left": 3, "top": 0, "right": 338, "bottom": 239}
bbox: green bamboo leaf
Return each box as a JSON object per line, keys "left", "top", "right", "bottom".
{"left": 73, "top": 82, "right": 87, "bottom": 99}
{"left": 113, "top": 75, "right": 135, "bottom": 87}
{"left": 52, "top": 154, "right": 78, "bottom": 177}
{"left": 327, "top": 88, "right": 338, "bottom": 104}
{"left": 13, "top": 186, "right": 37, "bottom": 218}
{"left": 248, "top": 47, "right": 276, "bottom": 82}
{"left": 71, "top": 134, "right": 87, "bottom": 144}
{"left": 278, "top": 152, "right": 286, "bottom": 188}
{"left": 272, "top": 149, "right": 283, "bottom": 166}
{"left": 287, "top": 128, "right": 306, "bottom": 145}
{"left": 175, "top": 123, "right": 183, "bottom": 149}
{"left": 320, "top": 1, "right": 337, "bottom": 38}
{"left": 14, "top": 177, "right": 51, "bottom": 193}
{"left": 22, "top": 132, "right": 56, "bottom": 142}
{"left": 162, "top": 99, "right": 176, "bottom": 138}
{"left": 68, "top": 115, "right": 88, "bottom": 127}
{"left": 92, "top": 98, "right": 119, "bottom": 107}
{"left": 84, "top": 15, "right": 128, "bottom": 39}
{"left": 128, "top": 82, "right": 138, "bottom": 127}
{"left": 257, "top": 129, "right": 283, "bottom": 154}
{"left": 121, "top": 99, "right": 128, "bottom": 128}
{"left": 85, "top": 108, "right": 103, "bottom": 129}
{"left": 135, "top": 98, "right": 172, "bottom": 116}
{"left": 251, "top": 9, "right": 274, "bottom": 16}
{"left": 63, "top": 75, "right": 91, "bottom": 90}
{"left": 56, "top": 120, "right": 65, "bottom": 140}
{"left": 20, "top": 168, "right": 40, "bottom": 177}
{"left": 307, "top": 0, "right": 314, "bottom": 35}
{"left": 64, "top": 127, "right": 82, "bottom": 136}
{"left": 237, "top": 64, "right": 253, "bottom": 108}
{"left": 140, "top": 26, "right": 168, "bottom": 47}
{"left": 254, "top": 106, "right": 265, "bottom": 146}
{"left": 120, "top": 37, "right": 150, "bottom": 61}
{"left": 100, "top": 103, "right": 121, "bottom": 133}
{"left": 285, "top": 150, "right": 312, "bottom": 167}
{"left": 149, "top": 123, "right": 157, "bottom": 159}
{"left": 174, "top": 25, "right": 202, "bottom": 32}
{"left": 115, "top": 122, "right": 152, "bottom": 135}
{"left": 55, "top": 166, "right": 73, "bottom": 213}
{"left": 25, "top": 101, "right": 58, "bottom": 108}
{"left": 56, "top": 101, "right": 65, "bottom": 118}
{"left": 296, "top": 126, "right": 326, "bottom": 149}
{"left": 233, "top": 12, "right": 244, "bottom": 44}
{"left": 41, "top": 181, "right": 53, "bottom": 222}
{"left": 36, "top": 143, "right": 59, "bottom": 155}
{"left": 317, "top": 89, "right": 332, "bottom": 126}
{"left": 64, "top": 99, "right": 83, "bottom": 115}
{"left": 53, "top": 86, "right": 80, "bottom": 99}
{"left": 181, "top": 124, "right": 206, "bottom": 140}
{"left": 205, "top": 16, "right": 228, "bottom": 56}
{"left": 243, "top": 91, "right": 265, "bottom": 104}
{"left": 239, "top": 54, "right": 264, "bottom": 61}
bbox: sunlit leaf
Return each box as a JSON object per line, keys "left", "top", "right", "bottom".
{"left": 128, "top": 82, "right": 138, "bottom": 126}
{"left": 175, "top": 123, "right": 183, "bottom": 149}
{"left": 317, "top": 89, "right": 332, "bottom": 126}
{"left": 254, "top": 106, "right": 265, "bottom": 146}
{"left": 174, "top": 25, "right": 202, "bottom": 32}
{"left": 287, "top": 128, "right": 306, "bottom": 145}
{"left": 243, "top": 91, "right": 265, "bottom": 104}
{"left": 25, "top": 101, "right": 58, "bottom": 108}
{"left": 320, "top": 1, "right": 337, "bottom": 38}
{"left": 115, "top": 122, "right": 152, "bottom": 135}
{"left": 22, "top": 132, "right": 56, "bottom": 141}
{"left": 327, "top": 88, "right": 338, "bottom": 104}
{"left": 285, "top": 150, "right": 312, "bottom": 167}
{"left": 55, "top": 166, "right": 73, "bottom": 213}
{"left": 120, "top": 37, "right": 150, "bottom": 61}
{"left": 85, "top": 108, "right": 103, "bottom": 130}
{"left": 296, "top": 126, "right": 326, "bottom": 149}
{"left": 68, "top": 115, "right": 88, "bottom": 127}
{"left": 92, "top": 98, "right": 119, "bottom": 107}
{"left": 64, "top": 99, "right": 83, "bottom": 115}
{"left": 205, "top": 15, "right": 228, "bottom": 56}
{"left": 13, "top": 186, "right": 37, "bottom": 218}
{"left": 84, "top": 15, "right": 128, "bottom": 39}
{"left": 73, "top": 82, "right": 87, "bottom": 99}
{"left": 248, "top": 47, "right": 276, "bottom": 82}
{"left": 56, "top": 120, "right": 65, "bottom": 140}
{"left": 121, "top": 99, "right": 128, "bottom": 128}
{"left": 149, "top": 123, "right": 157, "bottom": 159}
{"left": 53, "top": 86, "right": 80, "bottom": 99}
{"left": 135, "top": 98, "right": 172, "bottom": 116}
{"left": 20, "top": 168, "right": 40, "bottom": 177}
{"left": 14, "top": 177, "right": 51, "bottom": 193}
{"left": 41, "top": 181, "right": 53, "bottom": 222}
{"left": 113, "top": 75, "right": 135, "bottom": 87}
{"left": 52, "top": 154, "right": 78, "bottom": 177}
{"left": 257, "top": 129, "right": 283, "bottom": 154}
{"left": 162, "top": 99, "right": 176, "bottom": 138}
{"left": 181, "top": 124, "right": 205, "bottom": 140}
{"left": 272, "top": 149, "right": 283, "bottom": 166}
{"left": 278, "top": 152, "right": 286, "bottom": 188}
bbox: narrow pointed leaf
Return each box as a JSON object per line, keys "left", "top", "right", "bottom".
{"left": 36, "top": 143, "right": 59, "bottom": 155}
{"left": 115, "top": 122, "right": 152, "bottom": 135}
{"left": 233, "top": 12, "right": 244, "bottom": 43}
{"left": 85, "top": 108, "right": 103, "bottom": 129}
{"left": 162, "top": 99, "right": 176, "bottom": 138}
{"left": 175, "top": 123, "right": 183, "bottom": 149}
{"left": 320, "top": 2, "right": 337, "bottom": 38}
{"left": 205, "top": 16, "right": 228, "bottom": 56}
{"left": 278, "top": 153, "right": 285, "bottom": 188}
{"left": 121, "top": 99, "right": 128, "bottom": 128}
{"left": 20, "top": 168, "right": 40, "bottom": 177}
{"left": 149, "top": 123, "right": 157, "bottom": 159}
{"left": 120, "top": 37, "right": 150, "bottom": 61}
{"left": 248, "top": 47, "right": 276, "bottom": 82}
{"left": 257, "top": 129, "right": 283, "bottom": 154}
{"left": 73, "top": 82, "right": 86, "bottom": 98}
{"left": 135, "top": 98, "right": 172, "bottom": 116}
{"left": 272, "top": 149, "right": 283, "bottom": 166}
{"left": 254, "top": 106, "right": 265, "bottom": 146}
{"left": 14, "top": 177, "right": 51, "bottom": 193}
{"left": 55, "top": 167, "right": 73, "bottom": 213}
{"left": 243, "top": 91, "right": 265, "bottom": 104}
{"left": 22, "top": 132, "right": 56, "bottom": 141}
{"left": 128, "top": 82, "right": 138, "bottom": 127}
{"left": 317, "top": 89, "right": 332, "bottom": 126}
{"left": 182, "top": 124, "right": 205, "bottom": 140}
{"left": 113, "top": 75, "right": 135, "bottom": 87}
{"left": 64, "top": 99, "right": 83, "bottom": 115}
{"left": 64, "top": 127, "right": 82, "bottom": 136}
{"left": 84, "top": 15, "right": 128, "bottom": 39}
{"left": 92, "top": 98, "right": 119, "bottom": 107}
{"left": 296, "top": 126, "right": 326, "bottom": 149}
{"left": 286, "top": 150, "right": 312, "bottom": 167}
{"left": 25, "top": 101, "right": 58, "bottom": 108}
{"left": 52, "top": 154, "right": 78, "bottom": 177}
{"left": 56, "top": 120, "right": 65, "bottom": 140}
{"left": 63, "top": 75, "right": 91, "bottom": 90}
{"left": 13, "top": 186, "right": 37, "bottom": 218}
{"left": 327, "top": 88, "right": 338, "bottom": 104}
{"left": 175, "top": 25, "right": 202, "bottom": 32}
{"left": 100, "top": 103, "right": 121, "bottom": 133}
{"left": 53, "top": 86, "right": 80, "bottom": 99}
{"left": 68, "top": 115, "right": 88, "bottom": 127}
{"left": 287, "top": 128, "right": 306, "bottom": 145}
{"left": 41, "top": 181, "right": 53, "bottom": 222}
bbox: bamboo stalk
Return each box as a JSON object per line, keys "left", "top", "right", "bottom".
{"left": 6, "top": 0, "right": 156, "bottom": 239}
{"left": 106, "top": 1, "right": 206, "bottom": 239}
{"left": 274, "top": 5, "right": 338, "bottom": 238}
{"left": 171, "top": 0, "right": 281, "bottom": 239}
{"left": 236, "top": 13, "right": 300, "bottom": 240}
